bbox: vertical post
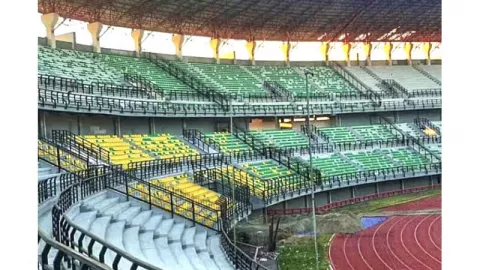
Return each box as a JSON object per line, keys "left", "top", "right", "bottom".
{"left": 305, "top": 70, "right": 319, "bottom": 270}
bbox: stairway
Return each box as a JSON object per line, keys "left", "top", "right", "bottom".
{"left": 68, "top": 191, "right": 235, "bottom": 270}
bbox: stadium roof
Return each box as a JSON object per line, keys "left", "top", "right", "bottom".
{"left": 39, "top": 0, "right": 441, "bottom": 42}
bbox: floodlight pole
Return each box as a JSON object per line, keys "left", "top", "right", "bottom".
{"left": 305, "top": 70, "right": 320, "bottom": 270}
{"left": 229, "top": 96, "right": 237, "bottom": 259}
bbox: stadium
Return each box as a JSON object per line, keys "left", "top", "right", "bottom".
{"left": 36, "top": 0, "right": 442, "bottom": 269}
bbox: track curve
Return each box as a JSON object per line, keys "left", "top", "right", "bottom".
{"left": 330, "top": 215, "right": 441, "bottom": 270}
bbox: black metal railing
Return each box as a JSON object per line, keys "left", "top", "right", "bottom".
{"left": 414, "top": 117, "right": 442, "bottom": 136}
{"left": 182, "top": 129, "right": 221, "bottom": 153}
{"left": 331, "top": 62, "right": 382, "bottom": 106}
{"left": 412, "top": 64, "right": 442, "bottom": 86}
{"left": 38, "top": 137, "right": 93, "bottom": 172}
{"left": 51, "top": 130, "right": 111, "bottom": 164}
{"left": 142, "top": 52, "right": 229, "bottom": 108}
{"left": 409, "top": 88, "right": 442, "bottom": 98}
{"left": 39, "top": 87, "right": 441, "bottom": 117}
{"left": 263, "top": 81, "right": 294, "bottom": 101}
{"left": 127, "top": 153, "right": 230, "bottom": 179}
{"left": 38, "top": 175, "right": 58, "bottom": 204}
{"left": 38, "top": 230, "right": 111, "bottom": 270}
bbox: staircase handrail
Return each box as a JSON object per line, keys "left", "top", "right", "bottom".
{"left": 123, "top": 73, "right": 163, "bottom": 97}
{"left": 378, "top": 115, "right": 442, "bottom": 161}
{"left": 412, "top": 64, "right": 442, "bottom": 86}
{"left": 263, "top": 81, "right": 294, "bottom": 101}
{"left": 409, "top": 88, "right": 442, "bottom": 98}
{"left": 38, "top": 229, "right": 112, "bottom": 270}
{"left": 51, "top": 130, "right": 111, "bottom": 164}
{"left": 414, "top": 118, "right": 442, "bottom": 136}
{"left": 330, "top": 62, "right": 382, "bottom": 106}
{"left": 182, "top": 128, "right": 221, "bottom": 153}
{"left": 141, "top": 52, "right": 229, "bottom": 109}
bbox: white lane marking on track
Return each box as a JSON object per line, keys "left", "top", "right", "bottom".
{"left": 401, "top": 216, "right": 434, "bottom": 270}
{"left": 371, "top": 217, "right": 394, "bottom": 270}
{"left": 386, "top": 216, "right": 414, "bottom": 270}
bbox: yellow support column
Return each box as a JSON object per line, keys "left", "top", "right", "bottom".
{"left": 87, "top": 22, "right": 103, "bottom": 53}
{"left": 246, "top": 40, "right": 256, "bottom": 65}
{"left": 172, "top": 34, "right": 184, "bottom": 60}
{"left": 423, "top": 42, "right": 432, "bottom": 65}
{"left": 404, "top": 42, "right": 413, "bottom": 65}
{"left": 363, "top": 42, "right": 372, "bottom": 66}
{"left": 41, "top": 13, "right": 59, "bottom": 48}
{"left": 320, "top": 42, "right": 330, "bottom": 65}
{"left": 281, "top": 41, "right": 291, "bottom": 66}
{"left": 342, "top": 42, "right": 352, "bottom": 66}
{"left": 131, "top": 29, "right": 144, "bottom": 57}
{"left": 384, "top": 42, "right": 393, "bottom": 66}
{"left": 210, "top": 38, "right": 221, "bottom": 63}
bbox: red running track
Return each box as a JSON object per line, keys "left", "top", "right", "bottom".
{"left": 382, "top": 196, "right": 441, "bottom": 212}
{"left": 330, "top": 215, "right": 441, "bottom": 270}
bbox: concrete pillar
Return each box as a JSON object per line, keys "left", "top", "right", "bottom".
{"left": 375, "top": 183, "right": 379, "bottom": 193}
{"left": 246, "top": 40, "right": 256, "bottom": 65}
{"left": 281, "top": 41, "right": 291, "bottom": 66}
{"left": 404, "top": 42, "right": 413, "bottom": 65}
{"left": 131, "top": 29, "right": 144, "bottom": 57}
{"left": 172, "top": 34, "right": 184, "bottom": 60}
{"left": 423, "top": 42, "right": 432, "bottom": 65}
{"left": 39, "top": 111, "right": 47, "bottom": 138}
{"left": 351, "top": 187, "right": 356, "bottom": 198}
{"left": 400, "top": 179, "right": 405, "bottom": 190}
{"left": 77, "top": 115, "right": 82, "bottom": 135}
{"left": 384, "top": 42, "right": 393, "bottom": 66}
{"left": 327, "top": 190, "right": 332, "bottom": 204}
{"left": 363, "top": 42, "right": 372, "bottom": 66}
{"left": 149, "top": 117, "right": 156, "bottom": 135}
{"left": 114, "top": 116, "right": 121, "bottom": 136}
{"left": 87, "top": 22, "right": 103, "bottom": 53}
{"left": 210, "top": 38, "right": 221, "bottom": 63}
{"left": 321, "top": 42, "right": 330, "bottom": 65}
{"left": 342, "top": 42, "right": 352, "bottom": 66}
{"left": 41, "top": 13, "right": 59, "bottom": 48}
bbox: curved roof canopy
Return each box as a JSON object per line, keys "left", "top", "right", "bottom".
{"left": 39, "top": 0, "right": 441, "bottom": 42}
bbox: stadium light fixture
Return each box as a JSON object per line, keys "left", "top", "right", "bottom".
{"left": 304, "top": 69, "right": 320, "bottom": 270}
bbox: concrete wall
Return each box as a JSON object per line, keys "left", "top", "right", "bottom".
{"left": 120, "top": 117, "right": 150, "bottom": 135}
{"left": 44, "top": 111, "right": 79, "bottom": 137}
{"left": 80, "top": 115, "right": 115, "bottom": 135}
{"left": 266, "top": 175, "right": 438, "bottom": 211}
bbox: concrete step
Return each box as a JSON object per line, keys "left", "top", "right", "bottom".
{"left": 155, "top": 237, "right": 181, "bottom": 270}
{"left": 199, "top": 251, "right": 220, "bottom": 270}
{"left": 168, "top": 223, "right": 185, "bottom": 242}
{"left": 209, "top": 235, "right": 235, "bottom": 270}
{"left": 131, "top": 210, "right": 153, "bottom": 228}
{"left": 194, "top": 230, "right": 208, "bottom": 251}
{"left": 170, "top": 242, "right": 195, "bottom": 270}
{"left": 89, "top": 216, "right": 112, "bottom": 257}
{"left": 185, "top": 246, "right": 207, "bottom": 270}
{"left": 82, "top": 193, "right": 108, "bottom": 208}
{"left": 124, "top": 226, "right": 146, "bottom": 261}
{"left": 71, "top": 210, "right": 98, "bottom": 242}
{"left": 155, "top": 219, "right": 174, "bottom": 237}
{"left": 92, "top": 197, "right": 120, "bottom": 212}
{"left": 117, "top": 206, "right": 142, "bottom": 222}
{"left": 105, "top": 221, "right": 126, "bottom": 251}
{"left": 182, "top": 226, "right": 196, "bottom": 247}
{"left": 102, "top": 202, "right": 131, "bottom": 217}
{"left": 139, "top": 231, "right": 167, "bottom": 269}
{"left": 143, "top": 214, "right": 163, "bottom": 231}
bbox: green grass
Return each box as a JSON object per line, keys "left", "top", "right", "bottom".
{"left": 278, "top": 234, "right": 332, "bottom": 270}
{"left": 333, "top": 189, "right": 441, "bottom": 214}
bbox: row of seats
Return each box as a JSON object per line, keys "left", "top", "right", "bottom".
{"left": 318, "top": 124, "right": 397, "bottom": 143}
{"left": 302, "top": 66, "right": 359, "bottom": 94}
{"left": 214, "top": 167, "right": 265, "bottom": 197}
{"left": 249, "top": 129, "right": 309, "bottom": 148}
{"left": 38, "top": 140, "right": 88, "bottom": 172}
{"left": 311, "top": 154, "right": 358, "bottom": 176}
{"left": 205, "top": 132, "right": 252, "bottom": 153}
{"left": 241, "top": 160, "right": 294, "bottom": 180}
{"left": 38, "top": 46, "right": 125, "bottom": 85}
{"left": 180, "top": 62, "right": 266, "bottom": 95}
{"left": 123, "top": 134, "right": 199, "bottom": 159}
{"left": 366, "top": 66, "right": 439, "bottom": 91}
{"left": 132, "top": 175, "right": 220, "bottom": 228}
{"left": 380, "top": 148, "right": 431, "bottom": 167}
{"left": 82, "top": 135, "right": 154, "bottom": 168}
